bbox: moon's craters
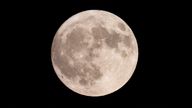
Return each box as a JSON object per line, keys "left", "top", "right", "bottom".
{"left": 65, "top": 26, "right": 88, "bottom": 53}
{"left": 53, "top": 53, "right": 77, "bottom": 79}
{"left": 105, "top": 30, "right": 121, "bottom": 49}
{"left": 79, "top": 78, "right": 88, "bottom": 85}
{"left": 91, "top": 25, "right": 109, "bottom": 40}
{"left": 117, "top": 22, "right": 126, "bottom": 31}
{"left": 90, "top": 23, "right": 132, "bottom": 59}
{"left": 123, "top": 35, "right": 132, "bottom": 48}
{"left": 51, "top": 10, "right": 138, "bottom": 96}
{"left": 57, "top": 25, "right": 104, "bottom": 87}
{"left": 77, "top": 62, "right": 103, "bottom": 86}
{"left": 91, "top": 24, "right": 122, "bottom": 50}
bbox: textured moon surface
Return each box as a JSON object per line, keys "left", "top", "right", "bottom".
{"left": 51, "top": 10, "right": 138, "bottom": 96}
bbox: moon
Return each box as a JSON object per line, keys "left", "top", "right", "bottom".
{"left": 51, "top": 10, "right": 138, "bottom": 96}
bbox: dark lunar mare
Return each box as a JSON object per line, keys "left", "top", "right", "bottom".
{"left": 52, "top": 26, "right": 104, "bottom": 86}
{"left": 52, "top": 23, "right": 133, "bottom": 86}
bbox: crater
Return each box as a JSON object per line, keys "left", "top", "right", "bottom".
{"left": 117, "top": 22, "right": 126, "bottom": 31}
{"left": 121, "top": 50, "right": 128, "bottom": 58}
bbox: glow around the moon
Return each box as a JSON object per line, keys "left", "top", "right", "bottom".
{"left": 51, "top": 10, "right": 138, "bottom": 96}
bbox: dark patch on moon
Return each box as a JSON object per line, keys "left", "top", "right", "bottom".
{"left": 91, "top": 24, "right": 122, "bottom": 50}
{"left": 52, "top": 35, "right": 81, "bottom": 79}
{"left": 91, "top": 25, "right": 109, "bottom": 40}
{"left": 88, "top": 47, "right": 100, "bottom": 57}
{"left": 123, "top": 35, "right": 132, "bottom": 48}
{"left": 52, "top": 26, "right": 104, "bottom": 85}
{"left": 85, "top": 46, "right": 100, "bottom": 61}
{"left": 52, "top": 26, "right": 132, "bottom": 83}
{"left": 121, "top": 50, "right": 128, "bottom": 58}
{"left": 79, "top": 78, "right": 88, "bottom": 85}
{"left": 78, "top": 63, "right": 103, "bottom": 86}
{"left": 90, "top": 64, "right": 103, "bottom": 79}
{"left": 53, "top": 53, "right": 78, "bottom": 79}
{"left": 52, "top": 23, "right": 134, "bottom": 87}
{"left": 117, "top": 22, "right": 126, "bottom": 31}
{"left": 65, "top": 26, "right": 88, "bottom": 55}
{"left": 105, "top": 30, "right": 121, "bottom": 49}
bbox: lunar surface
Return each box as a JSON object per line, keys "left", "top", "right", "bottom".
{"left": 51, "top": 10, "right": 138, "bottom": 96}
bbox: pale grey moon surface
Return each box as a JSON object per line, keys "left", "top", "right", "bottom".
{"left": 51, "top": 10, "right": 138, "bottom": 96}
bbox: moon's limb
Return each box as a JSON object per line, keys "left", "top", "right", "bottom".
{"left": 51, "top": 10, "right": 138, "bottom": 96}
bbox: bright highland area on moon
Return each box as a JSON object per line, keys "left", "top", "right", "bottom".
{"left": 51, "top": 10, "right": 138, "bottom": 96}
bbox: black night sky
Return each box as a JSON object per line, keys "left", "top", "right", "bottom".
{"left": 3, "top": 0, "right": 189, "bottom": 105}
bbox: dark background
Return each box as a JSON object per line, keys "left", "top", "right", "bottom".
{"left": 2, "top": 0, "right": 190, "bottom": 104}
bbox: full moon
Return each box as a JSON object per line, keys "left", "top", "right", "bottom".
{"left": 51, "top": 10, "right": 138, "bottom": 96}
